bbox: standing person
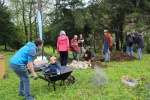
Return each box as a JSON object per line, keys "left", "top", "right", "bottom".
{"left": 9, "top": 39, "right": 43, "bottom": 100}
{"left": 57, "top": 31, "right": 70, "bottom": 66}
{"left": 134, "top": 31, "right": 144, "bottom": 60}
{"left": 103, "top": 30, "right": 113, "bottom": 62}
{"left": 78, "top": 34, "right": 84, "bottom": 58}
{"left": 71, "top": 35, "right": 79, "bottom": 60}
{"left": 126, "top": 32, "right": 133, "bottom": 56}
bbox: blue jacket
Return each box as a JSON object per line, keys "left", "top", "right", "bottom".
{"left": 10, "top": 42, "right": 37, "bottom": 66}
{"left": 103, "top": 36, "right": 109, "bottom": 53}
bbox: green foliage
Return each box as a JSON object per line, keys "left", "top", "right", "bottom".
{"left": 46, "top": 0, "right": 86, "bottom": 40}
{"left": 4, "top": 0, "right": 150, "bottom": 52}
{"left": 0, "top": 1, "right": 20, "bottom": 49}
{"left": 9, "top": 28, "right": 26, "bottom": 50}
{"left": 74, "top": 10, "right": 84, "bottom": 29}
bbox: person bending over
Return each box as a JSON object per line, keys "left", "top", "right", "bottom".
{"left": 9, "top": 39, "right": 43, "bottom": 100}
{"left": 84, "top": 46, "right": 94, "bottom": 62}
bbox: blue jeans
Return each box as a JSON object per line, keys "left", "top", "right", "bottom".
{"left": 10, "top": 63, "right": 34, "bottom": 100}
{"left": 79, "top": 47, "right": 84, "bottom": 57}
{"left": 137, "top": 48, "right": 142, "bottom": 60}
{"left": 91, "top": 57, "right": 95, "bottom": 62}
{"left": 59, "top": 51, "right": 68, "bottom": 66}
{"left": 105, "top": 49, "right": 110, "bottom": 62}
{"left": 126, "top": 46, "right": 133, "bottom": 56}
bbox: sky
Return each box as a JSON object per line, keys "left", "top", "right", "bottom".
{"left": 4, "top": 0, "right": 91, "bottom": 6}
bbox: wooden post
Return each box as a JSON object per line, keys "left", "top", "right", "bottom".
{"left": 0, "top": 55, "right": 5, "bottom": 79}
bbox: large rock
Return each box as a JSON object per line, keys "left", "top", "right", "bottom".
{"left": 69, "top": 60, "right": 91, "bottom": 69}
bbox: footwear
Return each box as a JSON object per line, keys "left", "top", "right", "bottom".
{"left": 26, "top": 95, "right": 36, "bottom": 100}
{"left": 18, "top": 94, "right": 25, "bottom": 96}
{"left": 31, "top": 95, "right": 36, "bottom": 99}
{"left": 104, "top": 61, "right": 109, "bottom": 63}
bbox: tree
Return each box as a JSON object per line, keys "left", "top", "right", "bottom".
{"left": 0, "top": 1, "right": 20, "bottom": 50}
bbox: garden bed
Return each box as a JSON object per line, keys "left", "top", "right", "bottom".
{"left": 110, "top": 51, "right": 136, "bottom": 61}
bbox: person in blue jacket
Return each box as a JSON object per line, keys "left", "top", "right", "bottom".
{"left": 44, "top": 56, "right": 61, "bottom": 76}
{"left": 9, "top": 39, "right": 43, "bottom": 100}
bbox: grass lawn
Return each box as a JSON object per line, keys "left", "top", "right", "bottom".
{"left": 0, "top": 47, "right": 150, "bottom": 100}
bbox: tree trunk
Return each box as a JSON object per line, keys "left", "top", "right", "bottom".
{"left": 136, "top": 0, "right": 140, "bottom": 8}
{"left": 22, "top": 0, "right": 28, "bottom": 43}
{"left": 115, "top": 31, "right": 120, "bottom": 51}
{"left": 119, "top": 26, "right": 124, "bottom": 50}
{"left": 4, "top": 42, "right": 7, "bottom": 50}
{"left": 29, "top": 0, "right": 32, "bottom": 41}
{"left": 9, "top": 46, "right": 11, "bottom": 50}
{"left": 16, "top": 0, "right": 19, "bottom": 26}
{"left": 33, "top": 3, "right": 38, "bottom": 38}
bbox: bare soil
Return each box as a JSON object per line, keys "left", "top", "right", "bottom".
{"left": 91, "top": 61, "right": 108, "bottom": 68}
{"left": 110, "top": 51, "right": 136, "bottom": 61}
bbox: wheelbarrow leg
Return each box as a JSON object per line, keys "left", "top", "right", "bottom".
{"left": 53, "top": 81, "right": 56, "bottom": 91}
{"left": 48, "top": 82, "right": 50, "bottom": 86}
{"left": 60, "top": 80, "right": 63, "bottom": 86}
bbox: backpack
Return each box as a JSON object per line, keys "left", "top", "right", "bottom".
{"left": 111, "top": 37, "right": 116, "bottom": 46}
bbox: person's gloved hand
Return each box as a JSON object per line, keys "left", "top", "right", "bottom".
{"left": 33, "top": 72, "right": 38, "bottom": 80}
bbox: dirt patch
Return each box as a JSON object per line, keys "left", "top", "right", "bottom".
{"left": 94, "top": 55, "right": 105, "bottom": 62}
{"left": 110, "top": 51, "right": 136, "bottom": 61}
{"left": 68, "top": 58, "right": 72, "bottom": 64}
{"left": 91, "top": 61, "right": 107, "bottom": 68}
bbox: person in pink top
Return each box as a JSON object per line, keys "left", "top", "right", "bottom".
{"left": 57, "top": 31, "right": 70, "bottom": 66}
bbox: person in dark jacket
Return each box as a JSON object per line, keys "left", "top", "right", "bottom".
{"left": 126, "top": 32, "right": 133, "bottom": 56}
{"left": 84, "top": 46, "right": 94, "bottom": 62}
{"left": 44, "top": 56, "right": 61, "bottom": 76}
{"left": 134, "top": 32, "right": 144, "bottom": 60}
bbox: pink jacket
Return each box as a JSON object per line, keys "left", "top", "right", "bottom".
{"left": 57, "top": 35, "right": 70, "bottom": 51}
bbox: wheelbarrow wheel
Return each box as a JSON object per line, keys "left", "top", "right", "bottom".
{"left": 61, "top": 75, "right": 75, "bottom": 86}
{"left": 67, "top": 75, "right": 75, "bottom": 84}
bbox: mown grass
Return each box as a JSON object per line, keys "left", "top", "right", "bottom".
{"left": 0, "top": 46, "right": 150, "bottom": 100}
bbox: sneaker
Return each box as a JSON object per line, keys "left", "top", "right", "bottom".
{"left": 18, "top": 94, "right": 25, "bottom": 96}
{"left": 26, "top": 95, "right": 36, "bottom": 100}
{"left": 31, "top": 95, "right": 36, "bottom": 99}
{"left": 104, "top": 60, "right": 109, "bottom": 63}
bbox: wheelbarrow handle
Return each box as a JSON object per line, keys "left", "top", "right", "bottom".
{"left": 30, "top": 76, "right": 38, "bottom": 80}
{"left": 37, "top": 75, "right": 50, "bottom": 82}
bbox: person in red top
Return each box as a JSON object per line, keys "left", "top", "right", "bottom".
{"left": 57, "top": 31, "right": 70, "bottom": 66}
{"left": 103, "top": 30, "right": 113, "bottom": 62}
{"left": 71, "top": 35, "right": 79, "bottom": 60}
